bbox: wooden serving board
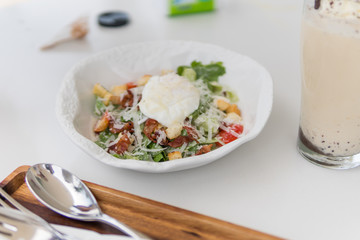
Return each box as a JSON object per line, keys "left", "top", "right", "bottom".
{"left": 0, "top": 166, "right": 282, "bottom": 240}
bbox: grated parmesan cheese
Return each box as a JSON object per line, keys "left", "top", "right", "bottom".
{"left": 156, "top": 130, "right": 167, "bottom": 145}
{"left": 138, "top": 146, "right": 166, "bottom": 153}
{"left": 179, "top": 143, "right": 188, "bottom": 153}
{"left": 93, "top": 68, "right": 244, "bottom": 161}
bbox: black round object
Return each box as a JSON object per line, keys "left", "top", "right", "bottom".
{"left": 98, "top": 11, "right": 129, "bottom": 27}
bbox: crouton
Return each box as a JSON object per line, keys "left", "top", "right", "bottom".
{"left": 94, "top": 112, "right": 110, "bottom": 132}
{"left": 168, "top": 151, "right": 182, "bottom": 160}
{"left": 93, "top": 84, "right": 113, "bottom": 106}
{"left": 161, "top": 69, "right": 174, "bottom": 76}
{"left": 226, "top": 104, "right": 241, "bottom": 116}
{"left": 103, "top": 92, "right": 112, "bottom": 106}
{"left": 93, "top": 83, "right": 109, "bottom": 98}
{"left": 165, "top": 123, "right": 183, "bottom": 139}
{"left": 111, "top": 85, "right": 127, "bottom": 96}
{"left": 223, "top": 112, "right": 242, "bottom": 124}
{"left": 214, "top": 97, "right": 230, "bottom": 111}
{"left": 137, "top": 74, "right": 152, "bottom": 86}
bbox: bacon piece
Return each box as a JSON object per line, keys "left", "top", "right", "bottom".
{"left": 143, "top": 119, "right": 158, "bottom": 138}
{"left": 143, "top": 119, "right": 168, "bottom": 145}
{"left": 110, "top": 90, "right": 134, "bottom": 108}
{"left": 154, "top": 129, "right": 168, "bottom": 146}
{"left": 137, "top": 94, "right": 142, "bottom": 103}
{"left": 110, "top": 95, "right": 121, "bottom": 105}
{"left": 195, "top": 144, "right": 213, "bottom": 156}
{"left": 122, "top": 122, "right": 134, "bottom": 132}
{"left": 168, "top": 136, "right": 193, "bottom": 148}
{"left": 108, "top": 134, "right": 131, "bottom": 155}
{"left": 123, "top": 90, "right": 134, "bottom": 107}
{"left": 109, "top": 121, "right": 134, "bottom": 134}
{"left": 183, "top": 126, "right": 199, "bottom": 142}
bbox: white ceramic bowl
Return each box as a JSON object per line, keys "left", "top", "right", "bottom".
{"left": 56, "top": 41, "right": 273, "bottom": 173}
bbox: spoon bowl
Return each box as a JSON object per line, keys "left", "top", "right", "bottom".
{"left": 25, "top": 163, "right": 150, "bottom": 239}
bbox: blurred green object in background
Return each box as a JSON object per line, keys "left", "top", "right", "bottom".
{"left": 169, "top": 0, "right": 215, "bottom": 16}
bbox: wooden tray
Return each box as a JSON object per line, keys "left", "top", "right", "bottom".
{"left": 0, "top": 166, "right": 282, "bottom": 240}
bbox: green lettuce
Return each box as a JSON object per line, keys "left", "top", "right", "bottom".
{"left": 177, "top": 61, "right": 226, "bottom": 83}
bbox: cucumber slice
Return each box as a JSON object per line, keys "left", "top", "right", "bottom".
{"left": 208, "top": 82, "right": 222, "bottom": 93}
{"left": 181, "top": 68, "right": 197, "bottom": 81}
{"left": 225, "top": 90, "right": 239, "bottom": 103}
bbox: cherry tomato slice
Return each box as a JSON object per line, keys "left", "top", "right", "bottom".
{"left": 217, "top": 124, "right": 244, "bottom": 146}
{"left": 126, "top": 82, "right": 137, "bottom": 89}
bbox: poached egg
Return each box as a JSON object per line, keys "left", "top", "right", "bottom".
{"left": 139, "top": 73, "right": 200, "bottom": 127}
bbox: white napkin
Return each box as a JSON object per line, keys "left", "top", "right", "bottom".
{"left": 53, "top": 224, "right": 140, "bottom": 240}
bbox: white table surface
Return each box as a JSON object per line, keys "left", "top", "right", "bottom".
{"left": 1, "top": 0, "right": 360, "bottom": 239}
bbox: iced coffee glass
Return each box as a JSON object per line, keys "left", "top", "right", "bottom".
{"left": 297, "top": 0, "right": 360, "bottom": 169}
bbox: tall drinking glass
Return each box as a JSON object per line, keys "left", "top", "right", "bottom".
{"left": 297, "top": 0, "right": 360, "bottom": 169}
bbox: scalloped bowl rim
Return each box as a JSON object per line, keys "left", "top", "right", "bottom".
{"left": 56, "top": 40, "right": 273, "bottom": 173}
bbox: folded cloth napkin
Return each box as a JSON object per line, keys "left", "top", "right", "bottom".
{"left": 53, "top": 224, "right": 144, "bottom": 240}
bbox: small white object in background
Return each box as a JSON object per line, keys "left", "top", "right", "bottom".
{"left": 40, "top": 16, "right": 89, "bottom": 50}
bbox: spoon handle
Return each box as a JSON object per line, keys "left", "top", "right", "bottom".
{"left": 99, "top": 213, "right": 152, "bottom": 240}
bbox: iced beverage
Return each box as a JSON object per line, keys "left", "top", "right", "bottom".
{"left": 298, "top": 0, "right": 360, "bottom": 169}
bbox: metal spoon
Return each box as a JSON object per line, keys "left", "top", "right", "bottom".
{"left": 0, "top": 207, "right": 72, "bottom": 240}
{"left": 25, "top": 163, "right": 151, "bottom": 240}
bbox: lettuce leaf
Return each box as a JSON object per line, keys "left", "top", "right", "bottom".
{"left": 178, "top": 61, "right": 225, "bottom": 83}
